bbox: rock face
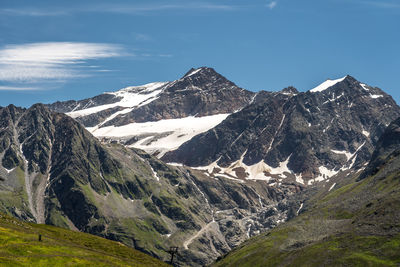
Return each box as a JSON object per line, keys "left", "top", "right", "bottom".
{"left": 213, "top": 116, "right": 400, "bottom": 267}
{"left": 47, "top": 67, "right": 255, "bottom": 157}
{"left": 163, "top": 75, "right": 400, "bottom": 185}
{"left": 0, "top": 104, "right": 299, "bottom": 266}
{"left": 359, "top": 116, "right": 400, "bottom": 180}
{"left": 25, "top": 68, "right": 400, "bottom": 265}
{"left": 103, "top": 67, "right": 254, "bottom": 125}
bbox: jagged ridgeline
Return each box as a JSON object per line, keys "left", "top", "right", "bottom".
{"left": 213, "top": 116, "right": 400, "bottom": 267}
{"left": 163, "top": 75, "right": 400, "bottom": 185}
{"left": 0, "top": 104, "right": 295, "bottom": 266}
{"left": 47, "top": 68, "right": 400, "bottom": 186}
{"left": 2, "top": 67, "right": 400, "bottom": 266}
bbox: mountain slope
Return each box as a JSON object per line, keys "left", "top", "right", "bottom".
{"left": 47, "top": 67, "right": 255, "bottom": 157}
{"left": 213, "top": 116, "right": 400, "bottom": 266}
{"left": 0, "top": 104, "right": 213, "bottom": 262}
{"left": 0, "top": 104, "right": 301, "bottom": 266}
{"left": 0, "top": 212, "right": 169, "bottom": 266}
{"left": 164, "top": 75, "right": 400, "bottom": 185}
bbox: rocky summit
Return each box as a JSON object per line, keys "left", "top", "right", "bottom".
{"left": 163, "top": 75, "right": 400, "bottom": 186}
{"left": 47, "top": 67, "right": 255, "bottom": 158}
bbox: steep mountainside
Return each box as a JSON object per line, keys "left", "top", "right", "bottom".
{"left": 164, "top": 75, "right": 400, "bottom": 186}
{"left": 213, "top": 116, "right": 400, "bottom": 266}
{"left": 0, "top": 104, "right": 301, "bottom": 266}
{"left": 47, "top": 67, "right": 255, "bottom": 157}
{"left": 0, "top": 212, "right": 169, "bottom": 266}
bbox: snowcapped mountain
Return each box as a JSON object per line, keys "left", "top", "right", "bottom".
{"left": 49, "top": 69, "right": 400, "bottom": 187}
{"left": 5, "top": 69, "right": 400, "bottom": 266}
{"left": 213, "top": 115, "right": 400, "bottom": 267}
{"left": 48, "top": 67, "right": 254, "bottom": 157}
{"left": 163, "top": 75, "right": 400, "bottom": 186}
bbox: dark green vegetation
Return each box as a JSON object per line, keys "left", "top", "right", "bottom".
{"left": 0, "top": 212, "right": 169, "bottom": 266}
{"left": 214, "top": 118, "right": 400, "bottom": 267}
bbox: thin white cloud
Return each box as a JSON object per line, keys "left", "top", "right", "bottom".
{"left": 0, "top": 42, "right": 125, "bottom": 83}
{"left": 0, "top": 86, "right": 39, "bottom": 91}
{"left": 0, "top": 3, "right": 237, "bottom": 17}
{"left": 266, "top": 1, "right": 277, "bottom": 9}
{"left": 0, "top": 8, "right": 68, "bottom": 16}
{"left": 90, "top": 3, "right": 236, "bottom": 14}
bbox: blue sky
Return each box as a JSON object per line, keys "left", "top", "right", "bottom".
{"left": 0, "top": 0, "right": 399, "bottom": 107}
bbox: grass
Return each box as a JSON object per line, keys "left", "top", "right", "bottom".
{"left": 215, "top": 230, "right": 400, "bottom": 267}
{"left": 0, "top": 213, "right": 170, "bottom": 267}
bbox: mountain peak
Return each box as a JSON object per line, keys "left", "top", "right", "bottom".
{"left": 308, "top": 75, "right": 363, "bottom": 93}
{"left": 183, "top": 66, "right": 218, "bottom": 78}
{"left": 309, "top": 76, "right": 347, "bottom": 93}
{"left": 280, "top": 86, "right": 298, "bottom": 95}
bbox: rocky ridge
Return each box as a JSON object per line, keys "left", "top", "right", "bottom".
{"left": 0, "top": 104, "right": 300, "bottom": 266}
{"left": 213, "top": 115, "right": 400, "bottom": 266}
{"left": 163, "top": 75, "right": 400, "bottom": 186}
{"left": 47, "top": 67, "right": 255, "bottom": 157}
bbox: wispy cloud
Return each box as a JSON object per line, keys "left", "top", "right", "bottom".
{"left": 0, "top": 86, "right": 39, "bottom": 91}
{"left": 0, "top": 8, "right": 68, "bottom": 16}
{"left": 100, "top": 3, "right": 236, "bottom": 14}
{"left": 0, "top": 3, "right": 237, "bottom": 17}
{"left": 266, "top": 1, "right": 277, "bottom": 9}
{"left": 0, "top": 42, "right": 125, "bottom": 85}
{"left": 362, "top": 1, "right": 400, "bottom": 8}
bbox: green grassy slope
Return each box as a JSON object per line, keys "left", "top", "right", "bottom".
{"left": 0, "top": 213, "right": 170, "bottom": 267}
{"left": 213, "top": 172, "right": 400, "bottom": 266}
{"left": 213, "top": 119, "right": 400, "bottom": 267}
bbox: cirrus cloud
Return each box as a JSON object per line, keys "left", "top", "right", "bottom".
{"left": 0, "top": 42, "right": 126, "bottom": 85}
{"left": 266, "top": 1, "right": 277, "bottom": 9}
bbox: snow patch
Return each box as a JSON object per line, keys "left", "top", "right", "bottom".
{"left": 328, "top": 183, "right": 336, "bottom": 192}
{"left": 167, "top": 162, "right": 184, "bottom": 167}
{"left": 360, "top": 83, "right": 369, "bottom": 91}
{"left": 269, "top": 155, "right": 292, "bottom": 175}
{"left": 331, "top": 149, "right": 353, "bottom": 161}
{"left": 297, "top": 203, "right": 303, "bottom": 215}
{"left": 89, "top": 113, "right": 230, "bottom": 157}
{"left": 247, "top": 161, "right": 273, "bottom": 181}
{"left": 322, "top": 92, "right": 345, "bottom": 105}
{"left": 4, "top": 167, "right": 15, "bottom": 173}
{"left": 185, "top": 68, "right": 202, "bottom": 77}
{"left": 309, "top": 166, "right": 339, "bottom": 185}
{"left": 310, "top": 76, "right": 346, "bottom": 93}
{"left": 295, "top": 173, "right": 304, "bottom": 185}
{"left": 67, "top": 82, "right": 167, "bottom": 118}
{"left": 362, "top": 130, "right": 370, "bottom": 137}
{"left": 266, "top": 114, "right": 286, "bottom": 153}
{"left": 215, "top": 173, "right": 245, "bottom": 183}
{"left": 149, "top": 165, "right": 160, "bottom": 182}
{"left": 193, "top": 154, "right": 293, "bottom": 183}
{"left": 370, "top": 94, "right": 383, "bottom": 99}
